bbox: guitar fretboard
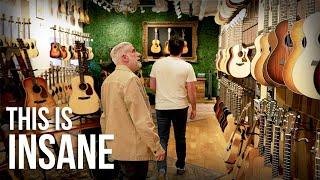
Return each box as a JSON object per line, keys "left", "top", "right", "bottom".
{"left": 272, "top": 126, "right": 281, "bottom": 178}
{"left": 259, "top": 115, "right": 266, "bottom": 155}
{"left": 264, "top": 118, "right": 273, "bottom": 166}
{"left": 283, "top": 133, "right": 292, "bottom": 180}
{"left": 279, "top": 0, "right": 287, "bottom": 22}
{"left": 263, "top": 0, "right": 270, "bottom": 33}
{"left": 271, "top": 0, "right": 279, "bottom": 30}
{"left": 307, "top": 0, "right": 315, "bottom": 17}
{"left": 288, "top": 0, "right": 297, "bottom": 30}
{"left": 315, "top": 131, "right": 320, "bottom": 179}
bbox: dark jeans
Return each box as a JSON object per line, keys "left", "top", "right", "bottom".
{"left": 118, "top": 161, "right": 149, "bottom": 180}
{"left": 156, "top": 107, "right": 189, "bottom": 172}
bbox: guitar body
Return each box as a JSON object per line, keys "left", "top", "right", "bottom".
{"left": 218, "top": 49, "right": 227, "bottom": 72}
{"left": 283, "top": 19, "right": 304, "bottom": 94}
{"left": 87, "top": 47, "right": 94, "bottom": 60}
{"left": 151, "top": 39, "right": 161, "bottom": 53}
{"left": 69, "top": 75, "right": 100, "bottom": 115}
{"left": 163, "top": 41, "right": 169, "bottom": 55}
{"left": 182, "top": 41, "right": 188, "bottom": 54}
{"left": 242, "top": 148, "right": 260, "bottom": 179}
{"left": 263, "top": 30, "right": 279, "bottom": 86}
{"left": 265, "top": 20, "right": 289, "bottom": 86}
{"left": 25, "top": 39, "right": 38, "bottom": 58}
{"left": 60, "top": 46, "right": 68, "bottom": 59}
{"left": 224, "top": 131, "right": 242, "bottom": 166}
{"left": 259, "top": 166, "right": 272, "bottom": 180}
{"left": 292, "top": 12, "right": 320, "bottom": 99}
{"left": 23, "top": 77, "right": 56, "bottom": 117}
{"left": 315, "top": 63, "right": 320, "bottom": 95}
{"left": 251, "top": 34, "right": 263, "bottom": 80}
{"left": 221, "top": 47, "right": 232, "bottom": 74}
{"left": 50, "top": 42, "right": 61, "bottom": 58}
{"left": 254, "top": 34, "right": 270, "bottom": 86}
{"left": 227, "top": 44, "right": 251, "bottom": 78}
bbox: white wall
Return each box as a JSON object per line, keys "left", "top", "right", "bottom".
{"left": 0, "top": 0, "right": 83, "bottom": 76}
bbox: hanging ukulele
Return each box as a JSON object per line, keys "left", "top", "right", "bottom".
{"left": 69, "top": 41, "right": 100, "bottom": 115}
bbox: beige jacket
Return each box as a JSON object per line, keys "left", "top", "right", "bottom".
{"left": 100, "top": 65, "right": 164, "bottom": 161}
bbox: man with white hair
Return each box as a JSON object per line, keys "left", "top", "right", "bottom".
{"left": 100, "top": 42, "right": 165, "bottom": 179}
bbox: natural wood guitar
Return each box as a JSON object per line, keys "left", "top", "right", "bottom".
{"left": 262, "top": 0, "right": 281, "bottom": 87}
{"left": 265, "top": 0, "right": 292, "bottom": 86}
{"left": 69, "top": 41, "right": 100, "bottom": 115}
{"left": 292, "top": 11, "right": 320, "bottom": 100}
{"left": 282, "top": 0, "right": 302, "bottom": 94}
{"left": 182, "top": 29, "right": 188, "bottom": 54}
{"left": 254, "top": 0, "right": 271, "bottom": 86}
{"left": 251, "top": 34, "right": 263, "bottom": 80}
{"left": 163, "top": 28, "right": 171, "bottom": 55}
{"left": 151, "top": 27, "right": 161, "bottom": 54}
{"left": 17, "top": 39, "right": 56, "bottom": 117}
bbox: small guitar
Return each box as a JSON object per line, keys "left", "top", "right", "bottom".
{"left": 69, "top": 41, "right": 100, "bottom": 115}
{"left": 25, "top": 18, "right": 39, "bottom": 58}
{"left": 182, "top": 29, "right": 188, "bottom": 54}
{"left": 163, "top": 28, "right": 171, "bottom": 55}
{"left": 151, "top": 27, "right": 161, "bottom": 54}
{"left": 50, "top": 25, "right": 61, "bottom": 58}
{"left": 17, "top": 39, "right": 56, "bottom": 117}
{"left": 59, "top": 27, "right": 68, "bottom": 60}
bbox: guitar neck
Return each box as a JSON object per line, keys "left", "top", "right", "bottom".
{"left": 258, "top": 114, "right": 266, "bottom": 155}
{"left": 307, "top": 0, "right": 315, "bottom": 17}
{"left": 283, "top": 134, "right": 292, "bottom": 180}
{"left": 272, "top": 125, "right": 281, "bottom": 178}
{"left": 263, "top": 0, "right": 269, "bottom": 33}
{"left": 264, "top": 118, "right": 273, "bottom": 166}
{"left": 271, "top": 0, "right": 279, "bottom": 30}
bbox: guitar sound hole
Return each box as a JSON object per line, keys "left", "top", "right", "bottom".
{"left": 269, "top": 47, "right": 271, "bottom": 52}
{"left": 0, "top": 40, "right": 3, "bottom": 47}
{"left": 32, "top": 85, "right": 41, "bottom": 93}
{"left": 302, "top": 37, "right": 307, "bottom": 48}
{"left": 79, "top": 83, "right": 87, "bottom": 91}
{"left": 318, "top": 34, "right": 320, "bottom": 44}
{"left": 238, "top": 51, "right": 243, "bottom": 57}
{"left": 285, "top": 34, "right": 293, "bottom": 47}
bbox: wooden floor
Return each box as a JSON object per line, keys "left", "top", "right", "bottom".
{"left": 166, "top": 102, "right": 228, "bottom": 175}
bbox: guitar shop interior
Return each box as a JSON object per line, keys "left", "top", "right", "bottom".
{"left": 0, "top": 0, "right": 320, "bottom": 179}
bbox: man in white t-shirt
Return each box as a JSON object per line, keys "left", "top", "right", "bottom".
{"left": 150, "top": 36, "right": 197, "bottom": 177}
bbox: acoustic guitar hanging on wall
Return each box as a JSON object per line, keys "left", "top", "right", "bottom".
{"left": 151, "top": 27, "right": 161, "bottom": 54}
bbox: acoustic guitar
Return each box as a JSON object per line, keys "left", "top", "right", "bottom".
{"left": 258, "top": 100, "right": 276, "bottom": 180}
{"left": 282, "top": 111, "right": 298, "bottom": 179}
{"left": 292, "top": 1, "right": 320, "bottom": 99}
{"left": 265, "top": 0, "right": 291, "bottom": 86}
{"left": 163, "top": 28, "right": 171, "bottom": 55}
{"left": 262, "top": 0, "right": 281, "bottom": 86}
{"left": 62, "top": 29, "right": 71, "bottom": 61}
{"left": 17, "top": 39, "right": 56, "bottom": 117}
{"left": 151, "top": 27, "right": 161, "bottom": 54}
{"left": 69, "top": 41, "right": 100, "bottom": 115}
{"left": 50, "top": 25, "right": 61, "bottom": 58}
{"left": 227, "top": 23, "right": 251, "bottom": 78}
{"left": 251, "top": 34, "right": 263, "bottom": 80}
{"left": 271, "top": 108, "right": 285, "bottom": 178}
{"left": 25, "top": 18, "right": 39, "bottom": 58}
{"left": 59, "top": 27, "right": 68, "bottom": 60}
{"left": 283, "top": 0, "right": 303, "bottom": 94}
{"left": 48, "top": 66, "right": 58, "bottom": 104}
{"left": 182, "top": 29, "right": 188, "bottom": 54}
{"left": 58, "top": 0, "right": 67, "bottom": 14}
{"left": 314, "top": 129, "right": 320, "bottom": 179}
{"left": 0, "top": 47, "right": 25, "bottom": 108}
{"left": 254, "top": 0, "right": 271, "bottom": 86}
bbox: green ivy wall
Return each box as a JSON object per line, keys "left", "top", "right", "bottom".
{"left": 84, "top": 2, "right": 219, "bottom": 96}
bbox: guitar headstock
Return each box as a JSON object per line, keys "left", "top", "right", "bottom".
{"left": 261, "top": 98, "right": 269, "bottom": 114}
{"left": 273, "top": 107, "right": 285, "bottom": 126}
{"left": 267, "top": 100, "right": 277, "bottom": 118}
{"left": 283, "top": 111, "right": 297, "bottom": 134}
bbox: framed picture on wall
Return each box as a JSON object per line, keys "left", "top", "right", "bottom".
{"left": 36, "top": 0, "right": 44, "bottom": 20}
{"left": 142, "top": 21, "right": 198, "bottom": 63}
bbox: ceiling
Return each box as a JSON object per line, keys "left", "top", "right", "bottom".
{"left": 93, "top": 0, "right": 219, "bottom": 20}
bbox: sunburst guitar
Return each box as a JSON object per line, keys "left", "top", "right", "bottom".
{"left": 292, "top": 12, "right": 320, "bottom": 99}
